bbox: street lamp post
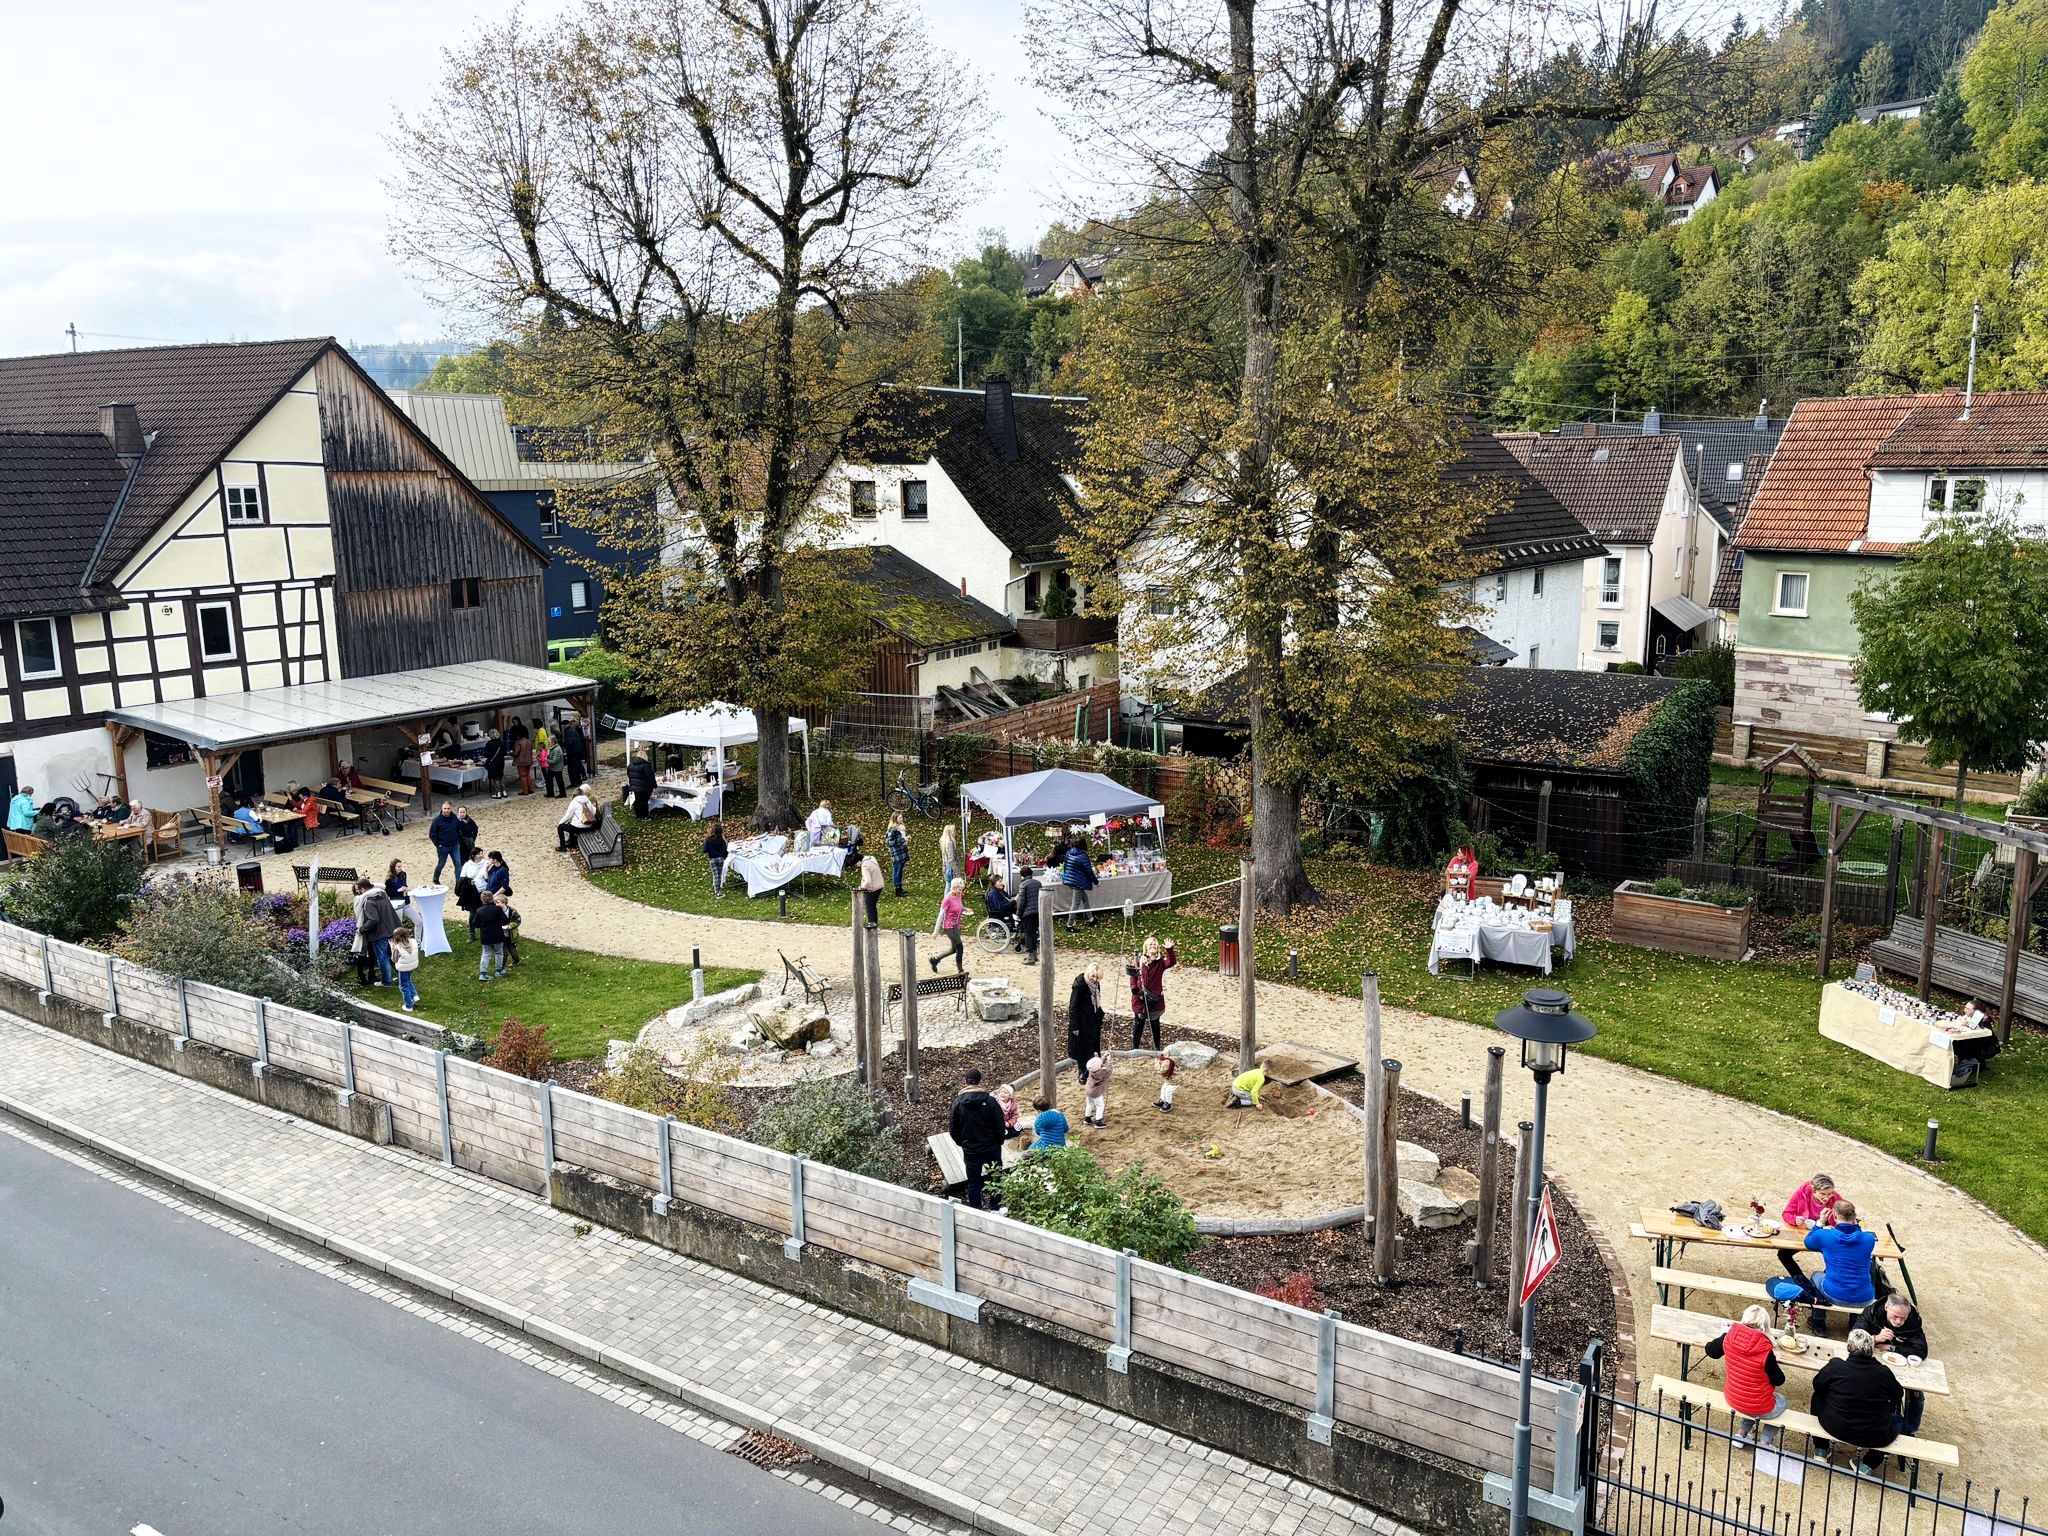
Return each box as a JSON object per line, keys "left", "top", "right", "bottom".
{"left": 1494, "top": 987, "right": 1596, "bottom": 1536}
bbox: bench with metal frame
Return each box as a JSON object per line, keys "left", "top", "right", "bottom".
{"left": 574, "top": 805, "right": 625, "bottom": 871}
{"left": 886, "top": 970, "right": 970, "bottom": 1021}
{"left": 778, "top": 950, "right": 831, "bottom": 1007}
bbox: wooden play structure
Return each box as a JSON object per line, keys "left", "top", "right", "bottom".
{"left": 1740, "top": 746, "right": 1821, "bottom": 871}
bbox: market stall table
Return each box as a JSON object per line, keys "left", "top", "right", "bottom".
{"left": 1651, "top": 1305, "right": 1949, "bottom": 1396}
{"left": 726, "top": 834, "right": 849, "bottom": 898}
{"left": 648, "top": 776, "right": 722, "bottom": 819}
{"left": 407, "top": 884, "right": 452, "bottom": 957}
{"left": 1428, "top": 896, "right": 1574, "bottom": 976}
{"left": 1818, "top": 980, "right": 1994, "bottom": 1090}
{"left": 424, "top": 759, "right": 488, "bottom": 793}
{"left": 1049, "top": 864, "right": 1173, "bottom": 915}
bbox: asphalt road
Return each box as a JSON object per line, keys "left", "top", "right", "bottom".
{"left": 0, "top": 1126, "right": 897, "bottom": 1536}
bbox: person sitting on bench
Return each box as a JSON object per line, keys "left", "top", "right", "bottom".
{"left": 1852, "top": 1292, "right": 1930, "bottom": 1434}
{"left": 1703, "top": 1305, "right": 1789, "bottom": 1445}
{"left": 231, "top": 797, "right": 276, "bottom": 848}
{"left": 1786, "top": 1197, "right": 1878, "bottom": 1327}
{"left": 557, "top": 783, "right": 598, "bottom": 852}
{"left": 1776, "top": 1173, "right": 1844, "bottom": 1285}
{"left": 1810, "top": 1329, "right": 1907, "bottom": 1476}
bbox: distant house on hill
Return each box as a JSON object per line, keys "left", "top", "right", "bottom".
{"left": 1023, "top": 251, "right": 1119, "bottom": 299}
{"left": 1857, "top": 96, "right": 1931, "bottom": 124}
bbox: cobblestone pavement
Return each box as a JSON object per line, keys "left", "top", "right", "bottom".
{"left": 243, "top": 786, "right": 2048, "bottom": 1493}
{"left": 0, "top": 1013, "right": 1412, "bottom": 1536}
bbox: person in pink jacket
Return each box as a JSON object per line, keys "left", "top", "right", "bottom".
{"left": 1777, "top": 1173, "right": 1842, "bottom": 1281}
{"left": 930, "top": 878, "right": 966, "bottom": 974}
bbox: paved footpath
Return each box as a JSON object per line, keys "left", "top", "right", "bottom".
{"left": 0, "top": 1012, "right": 1408, "bottom": 1536}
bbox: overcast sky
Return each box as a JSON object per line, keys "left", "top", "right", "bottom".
{"left": 0, "top": 0, "right": 1073, "bottom": 358}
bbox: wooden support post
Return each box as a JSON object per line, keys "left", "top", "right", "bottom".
{"left": 1998, "top": 848, "right": 2037, "bottom": 1046}
{"left": 1884, "top": 820, "right": 1905, "bottom": 923}
{"left": 326, "top": 734, "right": 342, "bottom": 779}
{"left": 1692, "top": 795, "right": 1709, "bottom": 863}
{"left": 1473, "top": 1045, "right": 1506, "bottom": 1285}
{"left": 1038, "top": 883, "right": 1058, "bottom": 1109}
{"left": 105, "top": 723, "right": 136, "bottom": 808}
{"left": 1917, "top": 824, "right": 1945, "bottom": 1001}
{"left": 1361, "top": 975, "right": 1383, "bottom": 1237}
{"left": 1817, "top": 801, "right": 1842, "bottom": 979}
{"left": 1372, "top": 1058, "right": 1402, "bottom": 1284}
{"left": 1909, "top": 823, "right": 1927, "bottom": 918}
{"left": 201, "top": 750, "right": 225, "bottom": 847}
{"left": 1238, "top": 855, "right": 1257, "bottom": 1071}
{"left": 404, "top": 722, "right": 432, "bottom": 809}
{"left": 898, "top": 929, "right": 921, "bottom": 1103}
{"left": 1508, "top": 1121, "right": 1534, "bottom": 1331}
{"left": 850, "top": 889, "right": 869, "bottom": 1086}
{"left": 1535, "top": 780, "right": 1553, "bottom": 859}
{"left": 864, "top": 919, "right": 885, "bottom": 1088}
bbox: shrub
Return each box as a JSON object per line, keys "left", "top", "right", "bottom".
{"left": 1669, "top": 639, "right": 1736, "bottom": 707}
{"left": 1616, "top": 661, "right": 1646, "bottom": 674}
{"left": 484, "top": 1018, "right": 556, "bottom": 1080}
{"left": 997, "top": 1146, "right": 1201, "bottom": 1267}
{"left": 7, "top": 835, "right": 144, "bottom": 944}
{"left": 1783, "top": 914, "right": 1823, "bottom": 949}
{"left": 2016, "top": 775, "right": 2048, "bottom": 818}
{"left": 754, "top": 1075, "right": 901, "bottom": 1180}
{"left": 1254, "top": 1272, "right": 1323, "bottom": 1312}
{"left": 1651, "top": 876, "right": 1685, "bottom": 897}
{"left": 592, "top": 1042, "right": 676, "bottom": 1114}
{"left": 592, "top": 1038, "right": 741, "bottom": 1134}
{"left": 1696, "top": 882, "right": 1753, "bottom": 909}
{"left": 118, "top": 878, "right": 338, "bottom": 1008}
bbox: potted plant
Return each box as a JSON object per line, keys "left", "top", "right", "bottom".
{"left": 1611, "top": 876, "right": 1754, "bottom": 960}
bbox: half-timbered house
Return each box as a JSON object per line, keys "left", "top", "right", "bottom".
{"left": 0, "top": 337, "right": 552, "bottom": 812}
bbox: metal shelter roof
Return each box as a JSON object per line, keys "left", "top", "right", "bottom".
{"left": 105, "top": 660, "right": 594, "bottom": 754}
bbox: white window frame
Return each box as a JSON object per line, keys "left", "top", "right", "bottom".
{"left": 1493, "top": 573, "right": 1507, "bottom": 601}
{"left": 538, "top": 495, "right": 560, "bottom": 537}
{"left": 1927, "top": 476, "right": 1948, "bottom": 512}
{"left": 223, "top": 482, "right": 265, "bottom": 526}
{"left": 1952, "top": 477, "right": 1987, "bottom": 514}
{"left": 1773, "top": 570, "right": 1810, "bottom": 617}
{"left": 1599, "top": 556, "right": 1623, "bottom": 607}
{"left": 1145, "top": 587, "right": 1177, "bottom": 618}
{"left": 14, "top": 617, "right": 60, "bottom": 680}
{"left": 1596, "top": 621, "right": 1620, "bottom": 651}
{"left": 1725, "top": 461, "right": 1744, "bottom": 483}
{"left": 195, "top": 600, "right": 238, "bottom": 663}
{"left": 1527, "top": 644, "right": 1541, "bottom": 669}
{"left": 569, "top": 580, "right": 592, "bottom": 613}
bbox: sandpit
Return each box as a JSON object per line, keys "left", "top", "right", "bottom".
{"left": 1064, "top": 1060, "right": 1367, "bottom": 1221}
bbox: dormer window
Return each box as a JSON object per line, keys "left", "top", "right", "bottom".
{"left": 850, "top": 479, "right": 877, "bottom": 520}
{"left": 902, "top": 480, "right": 928, "bottom": 520}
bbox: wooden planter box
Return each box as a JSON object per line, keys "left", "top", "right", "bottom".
{"left": 1611, "top": 881, "right": 1753, "bottom": 960}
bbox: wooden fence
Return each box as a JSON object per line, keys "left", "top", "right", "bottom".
{"left": 0, "top": 919, "right": 1571, "bottom": 1482}
{"left": 1716, "top": 710, "right": 2024, "bottom": 799}
{"left": 1666, "top": 859, "right": 1895, "bottom": 925}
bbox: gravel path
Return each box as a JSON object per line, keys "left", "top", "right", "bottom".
{"left": 249, "top": 779, "right": 2048, "bottom": 1495}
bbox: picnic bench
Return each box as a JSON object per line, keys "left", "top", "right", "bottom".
{"left": 266, "top": 791, "right": 359, "bottom": 838}
{"left": 573, "top": 804, "right": 624, "bottom": 871}
{"left": 1650, "top": 1375, "right": 1958, "bottom": 1488}
{"left": 3, "top": 828, "right": 47, "bottom": 861}
{"left": 1652, "top": 1304, "right": 1949, "bottom": 1395}
{"left": 205, "top": 810, "right": 273, "bottom": 850}
{"left": 887, "top": 970, "right": 970, "bottom": 1021}
{"left": 357, "top": 775, "right": 416, "bottom": 827}
{"left": 1872, "top": 914, "right": 2048, "bottom": 1028}
{"left": 1636, "top": 1207, "right": 1915, "bottom": 1306}
{"left": 1646, "top": 1260, "right": 1859, "bottom": 1319}
{"left": 778, "top": 951, "right": 831, "bottom": 1007}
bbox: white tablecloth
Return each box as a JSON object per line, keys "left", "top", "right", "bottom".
{"left": 1048, "top": 868, "right": 1173, "bottom": 914}
{"left": 1428, "top": 906, "right": 1575, "bottom": 976}
{"left": 426, "top": 760, "right": 488, "bottom": 791}
{"left": 409, "top": 885, "right": 452, "bottom": 957}
{"left": 649, "top": 781, "right": 720, "bottom": 819}
{"left": 727, "top": 845, "right": 850, "bottom": 897}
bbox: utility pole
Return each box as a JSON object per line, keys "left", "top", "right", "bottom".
{"left": 1963, "top": 300, "right": 1982, "bottom": 421}
{"left": 956, "top": 318, "right": 964, "bottom": 389}
{"left": 66, "top": 323, "right": 80, "bottom": 353}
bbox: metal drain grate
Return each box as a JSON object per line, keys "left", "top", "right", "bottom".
{"left": 727, "top": 1428, "right": 816, "bottom": 1470}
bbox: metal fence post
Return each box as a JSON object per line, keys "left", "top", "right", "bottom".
{"left": 907, "top": 1197, "right": 983, "bottom": 1321}
{"left": 252, "top": 998, "right": 270, "bottom": 1077}
{"left": 103, "top": 952, "right": 119, "bottom": 1026}
{"left": 337, "top": 1021, "right": 356, "bottom": 1103}
{"left": 784, "top": 1153, "right": 808, "bottom": 1261}
{"left": 1551, "top": 1380, "right": 1586, "bottom": 1505}
{"left": 653, "top": 1114, "right": 675, "bottom": 1216}
{"left": 435, "top": 1049, "right": 454, "bottom": 1166}
{"left": 38, "top": 934, "right": 53, "bottom": 1005}
{"left": 174, "top": 976, "right": 192, "bottom": 1051}
{"left": 1308, "top": 1308, "right": 1339, "bottom": 1445}
{"left": 538, "top": 1081, "right": 556, "bottom": 1181}
{"left": 1108, "top": 1248, "right": 1135, "bottom": 1373}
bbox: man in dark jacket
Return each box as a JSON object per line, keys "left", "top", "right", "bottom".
{"left": 948, "top": 1069, "right": 1008, "bottom": 1211}
{"left": 357, "top": 884, "right": 401, "bottom": 986}
{"left": 1066, "top": 965, "right": 1105, "bottom": 1088}
{"left": 1853, "top": 1292, "right": 1931, "bottom": 1433}
{"left": 427, "top": 802, "right": 464, "bottom": 883}
{"left": 1810, "top": 1330, "right": 1907, "bottom": 1473}
{"left": 484, "top": 729, "right": 508, "bottom": 799}
{"left": 1017, "top": 869, "right": 1043, "bottom": 963}
{"left": 627, "top": 752, "right": 656, "bottom": 819}
{"left": 562, "top": 717, "right": 589, "bottom": 784}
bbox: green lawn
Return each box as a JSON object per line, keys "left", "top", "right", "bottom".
{"left": 385, "top": 932, "right": 756, "bottom": 1060}
{"left": 591, "top": 759, "right": 2048, "bottom": 1243}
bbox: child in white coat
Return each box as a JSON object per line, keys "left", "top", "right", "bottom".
{"left": 1083, "top": 1055, "right": 1112, "bottom": 1129}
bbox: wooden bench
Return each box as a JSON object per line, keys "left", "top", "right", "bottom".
{"left": 574, "top": 805, "right": 625, "bottom": 871}
{"left": 779, "top": 950, "right": 831, "bottom": 1006}
{"left": 1647, "top": 1261, "right": 1859, "bottom": 1318}
{"left": 358, "top": 776, "right": 416, "bottom": 827}
{"left": 886, "top": 970, "right": 970, "bottom": 1020}
{"left": 1872, "top": 914, "right": 2048, "bottom": 1026}
{"left": 1650, "top": 1375, "right": 1959, "bottom": 1480}
{"left": 3, "top": 828, "right": 48, "bottom": 861}
{"left": 206, "top": 812, "right": 273, "bottom": 851}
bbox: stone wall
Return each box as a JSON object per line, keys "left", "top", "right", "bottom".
{"left": 1733, "top": 648, "right": 1894, "bottom": 743}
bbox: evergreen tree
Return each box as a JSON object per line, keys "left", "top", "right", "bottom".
{"left": 1807, "top": 77, "right": 1857, "bottom": 156}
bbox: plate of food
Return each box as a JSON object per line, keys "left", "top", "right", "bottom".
{"left": 1733, "top": 1223, "right": 1776, "bottom": 1240}
{"left": 1881, "top": 1350, "right": 1905, "bottom": 1366}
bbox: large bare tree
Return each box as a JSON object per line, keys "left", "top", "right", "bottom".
{"left": 390, "top": 0, "right": 982, "bottom": 826}
{"left": 1033, "top": 0, "right": 1668, "bottom": 910}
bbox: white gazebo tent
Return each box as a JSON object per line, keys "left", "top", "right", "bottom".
{"left": 961, "top": 768, "right": 1165, "bottom": 893}
{"left": 623, "top": 704, "right": 811, "bottom": 802}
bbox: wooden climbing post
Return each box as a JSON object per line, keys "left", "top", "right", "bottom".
{"left": 1917, "top": 825, "right": 1945, "bottom": 1000}
{"left": 1817, "top": 801, "right": 1842, "bottom": 979}
{"left": 1362, "top": 974, "right": 1383, "bottom": 1236}
{"left": 1038, "top": 882, "right": 1058, "bottom": 1110}
{"left": 850, "top": 889, "right": 869, "bottom": 1086}
{"left": 1238, "top": 856, "right": 1257, "bottom": 1071}
{"left": 1473, "top": 1046, "right": 1506, "bottom": 1285}
{"left": 1373, "top": 1058, "right": 1402, "bottom": 1284}
{"left": 898, "top": 929, "right": 921, "bottom": 1103}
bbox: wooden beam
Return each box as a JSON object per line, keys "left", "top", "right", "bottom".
{"left": 326, "top": 735, "right": 342, "bottom": 779}
{"left": 1829, "top": 807, "right": 1868, "bottom": 857}
{"left": 1237, "top": 856, "right": 1257, "bottom": 1071}
{"left": 105, "top": 722, "right": 135, "bottom": 807}
{"left": 1917, "top": 824, "right": 1945, "bottom": 1001}
{"left": 1998, "top": 848, "right": 2034, "bottom": 1046}
{"left": 1817, "top": 801, "right": 1842, "bottom": 980}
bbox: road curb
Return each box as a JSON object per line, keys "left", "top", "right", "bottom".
{"left": 0, "top": 1086, "right": 1054, "bottom": 1536}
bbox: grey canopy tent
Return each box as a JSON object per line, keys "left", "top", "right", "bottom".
{"left": 960, "top": 768, "right": 1165, "bottom": 892}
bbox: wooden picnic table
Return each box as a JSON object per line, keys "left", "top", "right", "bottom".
{"left": 93, "top": 823, "right": 148, "bottom": 848}
{"left": 1639, "top": 1207, "right": 1904, "bottom": 1260}
{"left": 1651, "top": 1304, "right": 1949, "bottom": 1396}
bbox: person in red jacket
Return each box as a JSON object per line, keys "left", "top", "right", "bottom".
{"left": 1127, "top": 935, "right": 1179, "bottom": 1049}
{"left": 1704, "top": 1305, "right": 1789, "bottom": 1445}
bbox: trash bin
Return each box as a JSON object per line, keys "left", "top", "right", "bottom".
{"left": 235, "top": 860, "right": 263, "bottom": 894}
{"left": 1219, "top": 922, "right": 1240, "bottom": 978}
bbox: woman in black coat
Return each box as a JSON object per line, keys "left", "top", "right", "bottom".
{"left": 1066, "top": 962, "right": 1106, "bottom": 1088}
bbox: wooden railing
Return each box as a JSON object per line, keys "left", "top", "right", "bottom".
{"left": 0, "top": 918, "right": 1570, "bottom": 1482}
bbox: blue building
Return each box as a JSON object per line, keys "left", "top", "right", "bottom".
{"left": 392, "top": 392, "right": 652, "bottom": 651}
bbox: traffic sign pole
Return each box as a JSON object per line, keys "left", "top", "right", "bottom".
{"left": 1509, "top": 1067, "right": 1553, "bottom": 1536}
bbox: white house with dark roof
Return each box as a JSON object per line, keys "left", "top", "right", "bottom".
{"left": 0, "top": 338, "right": 551, "bottom": 812}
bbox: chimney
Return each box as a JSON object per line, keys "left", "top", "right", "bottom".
{"left": 983, "top": 377, "right": 1019, "bottom": 461}
{"left": 1753, "top": 398, "right": 1770, "bottom": 431}
{"left": 1579, "top": 421, "right": 1598, "bottom": 438}
{"left": 959, "top": 576, "right": 968, "bottom": 597}
{"left": 99, "top": 402, "right": 144, "bottom": 460}
{"left": 1643, "top": 407, "right": 1662, "bottom": 435}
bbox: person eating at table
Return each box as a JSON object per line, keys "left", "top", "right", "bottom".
{"left": 1810, "top": 1329, "right": 1907, "bottom": 1476}
{"left": 1786, "top": 1197, "right": 1878, "bottom": 1328}
{"left": 1853, "top": 1291, "right": 1930, "bottom": 1434}
{"left": 232, "top": 796, "right": 275, "bottom": 849}
{"left": 1776, "top": 1173, "right": 1844, "bottom": 1283}
{"left": 1703, "top": 1305, "right": 1788, "bottom": 1446}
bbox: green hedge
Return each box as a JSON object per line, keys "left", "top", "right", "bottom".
{"left": 1622, "top": 679, "right": 1718, "bottom": 865}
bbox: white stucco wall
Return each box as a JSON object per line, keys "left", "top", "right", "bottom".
{"left": 1867, "top": 468, "right": 2047, "bottom": 545}
{"left": 1577, "top": 546, "right": 1650, "bottom": 668}
{"left": 822, "top": 461, "right": 1023, "bottom": 617}
{"left": 1465, "top": 560, "right": 1584, "bottom": 670}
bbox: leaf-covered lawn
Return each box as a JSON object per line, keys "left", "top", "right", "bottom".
{"left": 590, "top": 760, "right": 2048, "bottom": 1243}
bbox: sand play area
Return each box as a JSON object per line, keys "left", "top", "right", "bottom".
{"left": 1065, "top": 1060, "right": 1367, "bottom": 1221}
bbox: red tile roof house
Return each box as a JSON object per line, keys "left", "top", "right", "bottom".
{"left": 1729, "top": 389, "right": 2048, "bottom": 754}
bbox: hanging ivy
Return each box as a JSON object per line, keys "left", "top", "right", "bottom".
{"left": 1621, "top": 680, "right": 1719, "bottom": 864}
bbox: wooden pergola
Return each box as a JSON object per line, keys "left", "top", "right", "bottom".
{"left": 1814, "top": 785, "right": 2048, "bottom": 1043}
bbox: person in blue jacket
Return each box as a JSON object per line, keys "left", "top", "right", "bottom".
{"left": 1028, "top": 1096, "right": 1068, "bottom": 1151}
{"left": 1060, "top": 837, "right": 1098, "bottom": 929}
{"left": 1789, "top": 1196, "right": 1878, "bottom": 1323}
{"left": 427, "top": 801, "right": 465, "bottom": 884}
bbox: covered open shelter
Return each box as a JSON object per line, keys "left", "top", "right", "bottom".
{"left": 105, "top": 659, "right": 597, "bottom": 845}
{"left": 961, "top": 767, "right": 1164, "bottom": 894}
{"left": 1814, "top": 785, "right": 2048, "bottom": 1042}
{"left": 623, "top": 704, "right": 811, "bottom": 802}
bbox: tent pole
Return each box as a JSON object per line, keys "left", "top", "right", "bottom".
{"left": 802, "top": 722, "right": 811, "bottom": 800}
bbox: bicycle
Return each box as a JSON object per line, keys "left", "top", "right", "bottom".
{"left": 886, "top": 769, "right": 944, "bottom": 820}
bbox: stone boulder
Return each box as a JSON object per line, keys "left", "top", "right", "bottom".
{"left": 1437, "top": 1165, "right": 1482, "bottom": 1217}
{"left": 675, "top": 982, "right": 759, "bottom": 1027}
{"left": 1398, "top": 1177, "right": 1469, "bottom": 1230}
{"left": 728, "top": 1021, "right": 764, "bottom": 1051}
{"left": 967, "top": 978, "right": 1030, "bottom": 1023}
{"left": 750, "top": 996, "right": 829, "bottom": 1049}
{"left": 1396, "top": 1139, "right": 1441, "bottom": 1185}
{"left": 806, "top": 1038, "right": 841, "bottom": 1057}
{"left": 1164, "top": 1040, "right": 1218, "bottom": 1071}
